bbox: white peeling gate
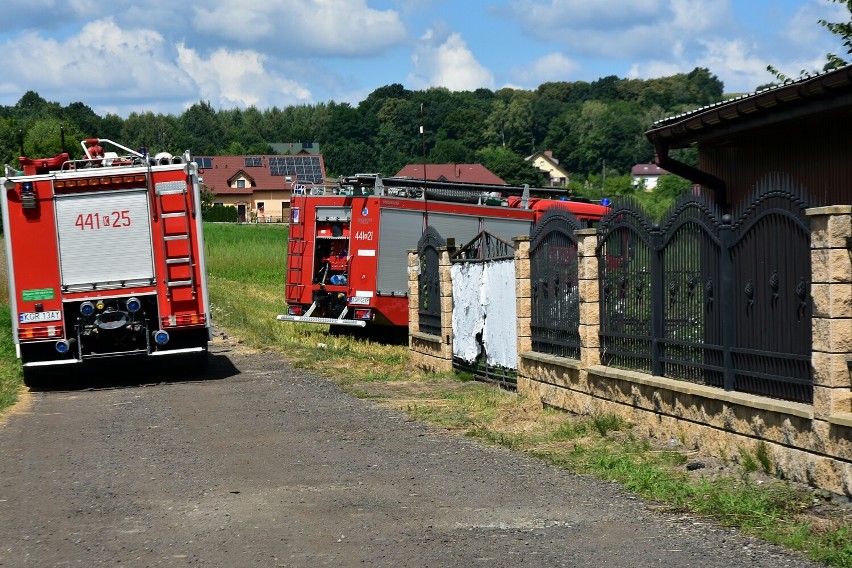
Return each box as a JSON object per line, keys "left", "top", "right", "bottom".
{"left": 451, "top": 231, "right": 518, "bottom": 388}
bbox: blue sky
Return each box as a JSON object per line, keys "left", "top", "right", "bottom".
{"left": 0, "top": 0, "right": 846, "bottom": 117}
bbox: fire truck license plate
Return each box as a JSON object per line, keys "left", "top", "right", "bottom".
{"left": 349, "top": 296, "right": 370, "bottom": 305}
{"left": 19, "top": 311, "right": 61, "bottom": 323}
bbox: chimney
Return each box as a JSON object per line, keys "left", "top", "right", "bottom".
{"left": 544, "top": 150, "right": 553, "bottom": 158}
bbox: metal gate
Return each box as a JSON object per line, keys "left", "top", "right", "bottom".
{"left": 529, "top": 209, "right": 582, "bottom": 359}
{"left": 451, "top": 231, "right": 517, "bottom": 388}
{"left": 416, "top": 226, "right": 444, "bottom": 336}
{"left": 597, "top": 174, "right": 812, "bottom": 403}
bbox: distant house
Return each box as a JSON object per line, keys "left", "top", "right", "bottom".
{"left": 197, "top": 150, "right": 326, "bottom": 223}
{"left": 525, "top": 150, "right": 569, "bottom": 187}
{"left": 395, "top": 164, "right": 506, "bottom": 185}
{"left": 631, "top": 162, "right": 668, "bottom": 190}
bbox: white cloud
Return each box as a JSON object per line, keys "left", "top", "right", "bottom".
{"left": 512, "top": 52, "right": 580, "bottom": 85}
{"left": 507, "top": 0, "right": 734, "bottom": 61}
{"left": 0, "top": 19, "right": 194, "bottom": 99}
{"left": 7, "top": 0, "right": 98, "bottom": 28}
{"left": 176, "top": 44, "right": 312, "bottom": 109}
{"left": 190, "top": 0, "right": 407, "bottom": 56}
{"left": 695, "top": 38, "right": 771, "bottom": 91}
{"left": 0, "top": 16, "right": 315, "bottom": 116}
{"left": 407, "top": 31, "right": 494, "bottom": 91}
{"left": 511, "top": 0, "right": 661, "bottom": 30}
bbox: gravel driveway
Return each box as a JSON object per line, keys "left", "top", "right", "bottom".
{"left": 0, "top": 339, "right": 824, "bottom": 567}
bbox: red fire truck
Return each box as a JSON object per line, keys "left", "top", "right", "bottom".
{"left": 279, "top": 175, "right": 608, "bottom": 330}
{"left": 1, "top": 137, "right": 211, "bottom": 387}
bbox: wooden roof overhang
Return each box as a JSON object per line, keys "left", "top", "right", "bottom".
{"left": 646, "top": 64, "right": 852, "bottom": 149}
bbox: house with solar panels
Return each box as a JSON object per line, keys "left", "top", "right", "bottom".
{"left": 196, "top": 146, "right": 326, "bottom": 223}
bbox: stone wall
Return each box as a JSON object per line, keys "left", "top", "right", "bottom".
{"left": 407, "top": 211, "right": 852, "bottom": 497}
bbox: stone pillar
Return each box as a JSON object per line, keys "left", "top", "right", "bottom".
{"left": 513, "top": 236, "right": 532, "bottom": 355}
{"left": 576, "top": 228, "right": 601, "bottom": 368}
{"left": 807, "top": 205, "right": 852, "bottom": 418}
{"left": 438, "top": 246, "right": 455, "bottom": 360}
{"left": 407, "top": 249, "right": 419, "bottom": 335}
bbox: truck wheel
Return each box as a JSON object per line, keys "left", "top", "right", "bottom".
{"left": 22, "top": 367, "right": 50, "bottom": 390}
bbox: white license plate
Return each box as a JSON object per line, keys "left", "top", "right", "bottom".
{"left": 349, "top": 296, "right": 370, "bottom": 305}
{"left": 19, "top": 310, "right": 62, "bottom": 323}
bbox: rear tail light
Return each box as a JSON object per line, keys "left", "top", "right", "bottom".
{"left": 161, "top": 314, "right": 206, "bottom": 327}
{"left": 18, "top": 326, "right": 63, "bottom": 340}
{"left": 354, "top": 308, "right": 372, "bottom": 320}
{"left": 287, "top": 305, "right": 304, "bottom": 316}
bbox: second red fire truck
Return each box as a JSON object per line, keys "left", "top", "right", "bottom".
{"left": 1, "top": 136, "right": 211, "bottom": 387}
{"left": 279, "top": 175, "right": 608, "bottom": 331}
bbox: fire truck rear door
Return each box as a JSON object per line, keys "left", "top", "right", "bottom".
{"left": 54, "top": 189, "right": 155, "bottom": 291}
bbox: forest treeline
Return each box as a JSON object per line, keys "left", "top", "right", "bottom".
{"left": 0, "top": 67, "right": 722, "bottom": 197}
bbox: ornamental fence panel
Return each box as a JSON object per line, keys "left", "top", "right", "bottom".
{"left": 596, "top": 176, "right": 812, "bottom": 403}
{"left": 529, "top": 209, "right": 582, "bottom": 360}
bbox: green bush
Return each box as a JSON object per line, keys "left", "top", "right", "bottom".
{"left": 202, "top": 205, "right": 238, "bottom": 223}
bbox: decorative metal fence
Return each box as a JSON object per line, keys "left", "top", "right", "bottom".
{"left": 529, "top": 209, "right": 582, "bottom": 359}
{"left": 598, "top": 175, "right": 813, "bottom": 403}
{"left": 417, "top": 226, "right": 444, "bottom": 336}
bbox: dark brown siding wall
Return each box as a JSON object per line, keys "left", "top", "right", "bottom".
{"left": 697, "top": 111, "right": 852, "bottom": 209}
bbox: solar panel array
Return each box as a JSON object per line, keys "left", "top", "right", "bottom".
{"left": 196, "top": 157, "right": 213, "bottom": 168}
{"left": 245, "top": 156, "right": 263, "bottom": 167}
{"left": 269, "top": 156, "right": 323, "bottom": 183}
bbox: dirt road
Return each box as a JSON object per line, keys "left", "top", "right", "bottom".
{"left": 0, "top": 341, "right": 822, "bottom": 567}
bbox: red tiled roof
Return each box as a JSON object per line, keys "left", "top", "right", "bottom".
{"left": 631, "top": 163, "right": 668, "bottom": 176}
{"left": 196, "top": 155, "right": 325, "bottom": 195}
{"left": 395, "top": 164, "right": 506, "bottom": 185}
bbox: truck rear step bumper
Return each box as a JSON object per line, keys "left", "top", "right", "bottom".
{"left": 23, "top": 359, "right": 80, "bottom": 368}
{"left": 276, "top": 314, "right": 366, "bottom": 327}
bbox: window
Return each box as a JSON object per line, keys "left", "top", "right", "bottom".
{"left": 257, "top": 201, "right": 265, "bottom": 211}
{"left": 237, "top": 179, "right": 246, "bottom": 188}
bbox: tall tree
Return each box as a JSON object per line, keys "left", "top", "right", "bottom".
{"left": 180, "top": 100, "right": 221, "bottom": 155}
{"left": 819, "top": 0, "right": 852, "bottom": 68}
